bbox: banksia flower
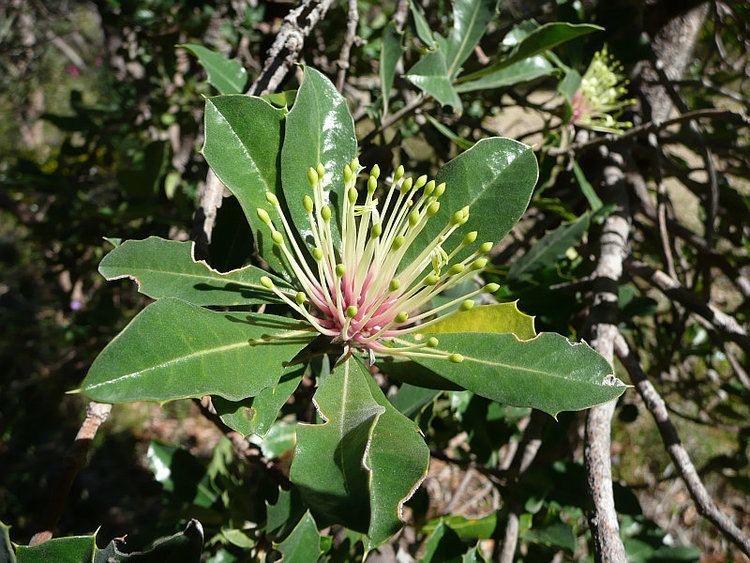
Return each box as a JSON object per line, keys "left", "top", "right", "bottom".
{"left": 256, "top": 160, "right": 498, "bottom": 364}
{"left": 571, "top": 48, "right": 635, "bottom": 133}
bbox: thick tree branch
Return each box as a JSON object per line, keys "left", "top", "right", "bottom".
{"left": 613, "top": 334, "right": 750, "bottom": 557}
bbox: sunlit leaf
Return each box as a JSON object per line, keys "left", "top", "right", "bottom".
{"left": 455, "top": 56, "right": 554, "bottom": 93}
{"left": 274, "top": 512, "right": 321, "bottom": 563}
{"left": 180, "top": 44, "right": 248, "bottom": 94}
{"left": 405, "top": 49, "right": 462, "bottom": 110}
{"left": 444, "top": 0, "right": 498, "bottom": 78}
{"left": 424, "top": 302, "right": 536, "bottom": 340}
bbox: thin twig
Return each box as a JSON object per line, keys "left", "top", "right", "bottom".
{"left": 613, "top": 334, "right": 750, "bottom": 557}
{"left": 547, "top": 108, "right": 748, "bottom": 157}
{"left": 29, "top": 402, "right": 113, "bottom": 545}
{"left": 626, "top": 259, "right": 750, "bottom": 352}
{"left": 335, "top": 0, "right": 359, "bottom": 92}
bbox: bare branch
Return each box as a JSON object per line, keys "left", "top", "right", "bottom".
{"left": 335, "top": 0, "right": 359, "bottom": 92}
{"left": 584, "top": 149, "right": 630, "bottom": 562}
{"left": 613, "top": 334, "right": 750, "bottom": 557}
{"left": 29, "top": 402, "right": 113, "bottom": 545}
{"left": 626, "top": 259, "right": 750, "bottom": 352}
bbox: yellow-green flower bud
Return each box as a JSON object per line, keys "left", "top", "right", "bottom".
{"left": 312, "top": 247, "right": 323, "bottom": 261}
{"left": 471, "top": 258, "right": 488, "bottom": 270}
{"left": 321, "top": 205, "right": 332, "bottom": 222}
{"left": 256, "top": 208, "right": 272, "bottom": 225}
{"left": 414, "top": 175, "right": 427, "bottom": 189}
{"left": 335, "top": 263, "right": 346, "bottom": 277}
{"left": 450, "top": 210, "right": 465, "bottom": 226}
{"left": 265, "top": 192, "right": 279, "bottom": 206}
{"left": 392, "top": 235, "right": 405, "bottom": 250}
{"left": 408, "top": 209, "right": 420, "bottom": 226}
{"left": 394, "top": 165, "right": 404, "bottom": 181}
{"left": 395, "top": 311, "right": 409, "bottom": 323}
{"left": 484, "top": 282, "right": 500, "bottom": 293}
{"left": 371, "top": 164, "right": 380, "bottom": 179}
{"left": 272, "top": 231, "right": 284, "bottom": 245}
{"left": 316, "top": 162, "right": 325, "bottom": 179}
{"left": 350, "top": 157, "right": 359, "bottom": 171}
{"left": 346, "top": 305, "right": 358, "bottom": 318}
{"left": 479, "top": 242, "right": 493, "bottom": 253}
{"left": 303, "top": 195, "right": 314, "bottom": 213}
{"left": 434, "top": 182, "right": 446, "bottom": 198}
{"left": 260, "top": 276, "right": 274, "bottom": 289}
{"left": 348, "top": 187, "right": 357, "bottom": 204}
{"left": 307, "top": 167, "right": 318, "bottom": 186}
{"left": 370, "top": 223, "right": 382, "bottom": 238}
{"left": 389, "top": 279, "right": 401, "bottom": 291}
{"left": 367, "top": 176, "right": 377, "bottom": 193}
{"left": 427, "top": 337, "right": 439, "bottom": 348}
{"left": 400, "top": 177, "right": 413, "bottom": 194}
{"left": 425, "top": 273, "right": 439, "bottom": 286}
{"left": 424, "top": 180, "right": 436, "bottom": 196}
{"left": 427, "top": 201, "right": 440, "bottom": 216}
{"left": 462, "top": 231, "right": 478, "bottom": 246}
{"left": 295, "top": 292, "right": 307, "bottom": 305}
{"left": 343, "top": 163, "right": 352, "bottom": 183}
{"left": 449, "top": 264, "right": 465, "bottom": 275}
{"left": 448, "top": 353, "right": 464, "bottom": 363}
{"left": 460, "top": 300, "right": 474, "bottom": 311}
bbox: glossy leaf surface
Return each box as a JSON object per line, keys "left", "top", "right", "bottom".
{"left": 413, "top": 332, "right": 625, "bottom": 416}
{"left": 99, "top": 237, "right": 292, "bottom": 305}
{"left": 410, "top": 1, "right": 436, "bottom": 48}
{"left": 281, "top": 67, "right": 356, "bottom": 249}
{"left": 424, "top": 302, "right": 536, "bottom": 339}
{"left": 275, "top": 512, "right": 321, "bottom": 563}
{"left": 444, "top": 0, "right": 497, "bottom": 78}
{"left": 405, "top": 50, "right": 461, "bottom": 110}
{"left": 180, "top": 44, "right": 247, "bottom": 94}
{"left": 15, "top": 535, "right": 95, "bottom": 563}
{"left": 403, "top": 137, "right": 537, "bottom": 267}
{"left": 81, "top": 299, "right": 313, "bottom": 403}
{"left": 456, "top": 56, "right": 554, "bottom": 92}
{"left": 202, "top": 95, "right": 286, "bottom": 272}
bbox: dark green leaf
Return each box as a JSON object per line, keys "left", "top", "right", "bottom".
{"left": 572, "top": 161, "right": 602, "bottom": 211}
{"left": 274, "top": 512, "right": 321, "bottom": 563}
{"left": 281, "top": 67, "right": 356, "bottom": 250}
{"left": 522, "top": 520, "right": 575, "bottom": 552}
{"left": 411, "top": 332, "right": 625, "bottom": 416}
{"left": 99, "top": 237, "right": 291, "bottom": 306}
{"left": 404, "top": 137, "right": 538, "bottom": 267}
{"left": 146, "top": 441, "right": 215, "bottom": 507}
{"left": 95, "top": 520, "right": 204, "bottom": 562}
{"left": 180, "top": 44, "right": 247, "bottom": 94}
{"left": 214, "top": 365, "right": 304, "bottom": 437}
{"left": 444, "top": 0, "right": 498, "bottom": 78}
{"left": 455, "top": 56, "right": 554, "bottom": 93}
{"left": 380, "top": 22, "right": 404, "bottom": 114}
{"left": 423, "top": 514, "right": 497, "bottom": 540}
{"left": 409, "top": 1, "right": 436, "bottom": 48}
{"left": 15, "top": 535, "right": 95, "bottom": 563}
{"left": 389, "top": 383, "right": 441, "bottom": 417}
{"left": 508, "top": 213, "right": 590, "bottom": 280}
{"left": 405, "top": 50, "right": 462, "bottom": 110}
{"left": 202, "top": 95, "right": 286, "bottom": 272}
{"left": 266, "top": 488, "right": 306, "bottom": 540}
{"left": 421, "top": 521, "right": 466, "bottom": 563}
{"left": 81, "top": 299, "right": 314, "bottom": 403}
{"left": 461, "top": 22, "right": 602, "bottom": 82}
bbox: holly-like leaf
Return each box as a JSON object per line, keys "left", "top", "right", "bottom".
{"left": 180, "top": 44, "right": 248, "bottom": 94}
{"left": 461, "top": 22, "right": 602, "bottom": 82}
{"left": 403, "top": 137, "right": 538, "bottom": 267}
{"left": 81, "top": 299, "right": 314, "bottom": 404}
{"left": 508, "top": 213, "right": 590, "bottom": 280}
{"left": 421, "top": 521, "right": 466, "bottom": 562}
{"left": 290, "top": 358, "right": 428, "bottom": 546}
{"left": 411, "top": 332, "right": 625, "bottom": 417}
{"left": 409, "top": 0, "right": 436, "bottom": 48}
{"left": 456, "top": 56, "right": 554, "bottom": 92}
{"left": 290, "top": 358, "right": 385, "bottom": 533}
{"left": 405, "top": 49, "right": 462, "bottom": 110}
{"left": 266, "top": 488, "right": 306, "bottom": 540}
{"left": 99, "top": 237, "right": 292, "bottom": 306}
{"left": 214, "top": 365, "right": 304, "bottom": 437}
{"left": 444, "top": 0, "right": 498, "bottom": 78}
{"left": 380, "top": 22, "right": 403, "bottom": 114}
{"left": 360, "top": 360, "right": 429, "bottom": 547}
{"left": 202, "top": 95, "right": 286, "bottom": 272}
{"left": 281, "top": 67, "right": 357, "bottom": 250}
{"left": 95, "top": 520, "right": 204, "bottom": 562}
{"left": 274, "top": 512, "right": 321, "bottom": 563}
{"left": 15, "top": 535, "right": 95, "bottom": 563}
{"left": 424, "top": 302, "right": 536, "bottom": 340}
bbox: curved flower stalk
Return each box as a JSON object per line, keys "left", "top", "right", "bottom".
{"left": 571, "top": 48, "right": 635, "bottom": 133}
{"left": 255, "top": 160, "right": 497, "bottom": 365}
